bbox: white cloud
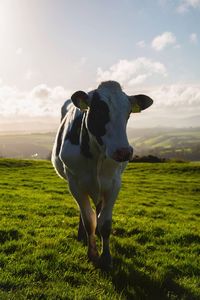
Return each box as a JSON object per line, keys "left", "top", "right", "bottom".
{"left": 0, "top": 82, "right": 200, "bottom": 129}
{"left": 177, "top": 0, "right": 200, "bottom": 13}
{"left": 128, "top": 83, "right": 200, "bottom": 128}
{"left": 97, "top": 57, "right": 167, "bottom": 87}
{"left": 128, "top": 74, "right": 149, "bottom": 86}
{"left": 189, "top": 33, "right": 198, "bottom": 44}
{"left": 148, "top": 84, "right": 200, "bottom": 112}
{"left": 152, "top": 32, "right": 177, "bottom": 51}
{"left": 0, "top": 84, "right": 71, "bottom": 118}
{"left": 136, "top": 40, "right": 146, "bottom": 48}
{"left": 31, "top": 84, "right": 51, "bottom": 100}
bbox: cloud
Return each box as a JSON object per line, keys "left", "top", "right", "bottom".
{"left": 189, "top": 33, "right": 198, "bottom": 44}
{"left": 97, "top": 57, "right": 167, "bottom": 87}
{"left": 127, "top": 83, "right": 200, "bottom": 128}
{"left": 177, "top": 0, "right": 200, "bottom": 13}
{"left": 151, "top": 32, "right": 177, "bottom": 51}
{"left": 0, "top": 82, "right": 200, "bottom": 129}
{"left": 136, "top": 40, "right": 146, "bottom": 48}
{"left": 148, "top": 84, "right": 200, "bottom": 113}
{"left": 31, "top": 84, "right": 51, "bottom": 100}
{"left": 0, "top": 84, "right": 71, "bottom": 118}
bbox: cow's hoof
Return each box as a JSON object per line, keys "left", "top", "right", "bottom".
{"left": 98, "top": 253, "right": 113, "bottom": 271}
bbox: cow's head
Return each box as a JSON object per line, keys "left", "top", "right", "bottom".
{"left": 71, "top": 81, "right": 153, "bottom": 162}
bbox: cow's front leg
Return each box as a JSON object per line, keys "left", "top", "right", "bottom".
{"left": 77, "top": 214, "right": 87, "bottom": 245}
{"left": 68, "top": 177, "right": 99, "bottom": 264}
{"left": 80, "top": 204, "right": 99, "bottom": 263}
{"left": 98, "top": 179, "right": 121, "bottom": 270}
{"left": 98, "top": 210, "right": 113, "bottom": 269}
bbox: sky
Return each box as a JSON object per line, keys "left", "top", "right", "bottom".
{"left": 0, "top": 0, "right": 200, "bottom": 131}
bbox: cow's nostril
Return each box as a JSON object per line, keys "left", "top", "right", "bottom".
{"left": 113, "top": 147, "right": 133, "bottom": 162}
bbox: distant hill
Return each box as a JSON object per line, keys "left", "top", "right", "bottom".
{"left": 0, "top": 132, "right": 55, "bottom": 159}
{"left": 128, "top": 127, "right": 200, "bottom": 161}
{"left": 0, "top": 127, "right": 199, "bottom": 161}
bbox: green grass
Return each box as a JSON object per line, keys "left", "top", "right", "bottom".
{"left": 0, "top": 159, "right": 200, "bottom": 299}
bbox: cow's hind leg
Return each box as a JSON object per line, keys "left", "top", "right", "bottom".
{"left": 81, "top": 203, "right": 99, "bottom": 264}
{"left": 68, "top": 178, "right": 99, "bottom": 264}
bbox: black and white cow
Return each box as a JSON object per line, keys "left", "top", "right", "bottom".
{"left": 52, "top": 81, "right": 153, "bottom": 269}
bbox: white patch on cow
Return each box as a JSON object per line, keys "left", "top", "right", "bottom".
{"left": 95, "top": 81, "right": 131, "bottom": 159}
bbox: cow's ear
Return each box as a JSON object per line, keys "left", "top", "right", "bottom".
{"left": 129, "top": 94, "right": 153, "bottom": 113}
{"left": 71, "top": 91, "right": 89, "bottom": 110}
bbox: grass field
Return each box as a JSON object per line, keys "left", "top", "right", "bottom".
{"left": 0, "top": 159, "right": 200, "bottom": 299}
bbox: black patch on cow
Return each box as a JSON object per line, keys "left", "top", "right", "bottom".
{"left": 65, "top": 113, "right": 83, "bottom": 145}
{"left": 87, "top": 91, "right": 110, "bottom": 145}
{"left": 80, "top": 114, "right": 93, "bottom": 158}
{"left": 56, "top": 120, "right": 66, "bottom": 156}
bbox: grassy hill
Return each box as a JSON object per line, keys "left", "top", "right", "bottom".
{"left": 0, "top": 159, "right": 200, "bottom": 299}
{"left": 0, "top": 132, "right": 55, "bottom": 159}
{"left": 128, "top": 127, "right": 200, "bottom": 161}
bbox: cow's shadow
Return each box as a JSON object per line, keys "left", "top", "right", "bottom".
{"left": 77, "top": 220, "right": 197, "bottom": 299}
{"left": 101, "top": 256, "right": 197, "bottom": 300}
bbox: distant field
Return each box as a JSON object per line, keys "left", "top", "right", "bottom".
{"left": 0, "top": 159, "right": 200, "bottom": 299}
{"left": 0, "top": 133, "right": 55, "bottom": 159}
{"left": 0, "top": 127, "right": 199, "bottom": 160}
{"left": 128, "top": 127, "right": 200, "bottom": 161}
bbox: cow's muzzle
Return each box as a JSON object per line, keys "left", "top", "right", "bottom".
{"left": 112, "top": 146, "right": 133, "bottom": 162}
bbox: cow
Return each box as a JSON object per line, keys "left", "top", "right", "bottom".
{"left": 52, "top": 81, "right": 153, "bottom": 269}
